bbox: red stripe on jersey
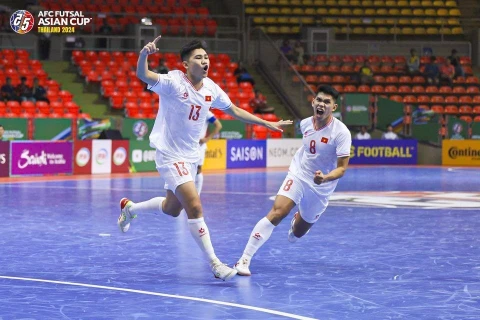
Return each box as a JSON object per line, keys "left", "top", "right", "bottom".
{"left": 182, "top": 74, "right": 203, "bottom": 91}
{"left": 312, "top": 116, "right": 333, "bottom": 131}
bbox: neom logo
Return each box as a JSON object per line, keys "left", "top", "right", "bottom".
{"left": 448, "top": 147, "right": 480, "bottom": 159}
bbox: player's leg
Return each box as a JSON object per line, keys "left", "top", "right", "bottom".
{"left": 117, "top": 156, "right": 186, "bottom": 232}
{"left": 288, "top": 188, "right": 328, "bottom": 243}
{"left": 195, "top": 165, "right": 204, "bottom": 195}
{"left": 174, "top": 163, "right": 236, "bottom": 281}
{"left": 235, "top": 174, "right": 301, "bottom": 276}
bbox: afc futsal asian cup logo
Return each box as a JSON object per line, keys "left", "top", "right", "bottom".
{"left": 10, "top": 10, "right": 35, "bottom": 34}
{"left": 10, "top": 10, "right": 92, "bottom": 34}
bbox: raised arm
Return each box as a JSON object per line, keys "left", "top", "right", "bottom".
{"left": 223, "top": 104, "right": 292, "bottom": 132}
{"left": 136, "top": 35, "right": 162, "bottom": 86}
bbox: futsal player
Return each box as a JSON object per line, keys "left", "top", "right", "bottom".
{"left": 118, "top": 36, "right": 292, "bottom": 281}
{"left": 234, "top": 85, "right": 351, "bottom": 276}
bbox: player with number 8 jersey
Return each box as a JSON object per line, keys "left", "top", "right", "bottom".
{"left": 117, "top": 37, "right": 293, "bottom": 282}
{"left": 234, "top": 85, "right": 352, "bottom": 276}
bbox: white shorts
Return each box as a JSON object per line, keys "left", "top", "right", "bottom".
{"left": 276, "top": 172, "right": 329, "bottom": 224}
{"left": 198, "top": 143, "right": 207, "bottom": 166}
{"left": 155, "top": 151, "right": 198, "bottom": 192}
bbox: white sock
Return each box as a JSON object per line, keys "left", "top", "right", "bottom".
{"left": 195, "top": 173, "right": 204, "bottom": 195}
{"left": 243, "top": 217, "right": 275, "bottom": 258}
{"left": 188, "top": 217, "right": 218, "bottom": 264}
{"left": 129, "top": 197, "right": 165, "bottom": 215}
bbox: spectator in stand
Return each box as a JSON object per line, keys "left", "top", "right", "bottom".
{"left": 293, "top": 40, "right": 305, "bottom": 66}
{"left": 382, "top": 125, "right": 399, "bottom": 140}
{"left": 15, "top": 77, "right": 32, "bottom": 102}
{"left": 1, "top": 77, "right": 17, "bottom": 102}
{"left": 234, "top": 61, "right": 255, "bottom": 86}
{"left": 440, "top": 59, "right": 455, "bottom": 87}
{"left": 280, "top": 39, "right": 295, "bottom": 62}
{"left": 447, "top": 49, "right": 465, "bottom": 79}
{"left": 0, "top": 124, "right": 6, "bottom": 141}
{"left": 97, "top": 20, "right": 113, "bottom": 49}
{"left": 32, "top": 77, "right": 49, "bottom": 103}
{"left": 406, "top": 49, "right": 420, "bottom": 75}
{"left": 250, "top": 90, "right": 275, "bottom": 114}
{"left": 358, "top": 62, "right": 374, "bottom": 85}
{"left": 423, "top": 56, "right": 440, "bottom": 85}
{"left": 154, "top": 59, "right": 170, "bottom": 74}
{"left": 355, "top": 126, "right": 371, "bottom": 140}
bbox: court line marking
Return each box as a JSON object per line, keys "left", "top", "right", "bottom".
{"left": 0, "top": 275, "right": 318, "bottom": 320}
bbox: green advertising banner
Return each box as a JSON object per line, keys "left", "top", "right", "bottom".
{"left": 471, "top": 122, "right": 480, "bottom": 140}
{"left": 129, "top": 140, "right": 156, "bottom": 172}
{"left": 33, "top": 118, "right": 72, "bottom": 140}
{"left": 343, "top": 93, "right": 370, "bottom": 126}
{"left": 78, "top": 118, "right": 112, "bottom": 140}
{"left": 411, "top": 108, "right": 441, "bottom": 144}
{"left": 0, "top": 117, "right": 28, "bottom": 140}
{"left": 219, "top": 120, "right": 246, "bottom": 139}
{"left": 446, "top": 116, "right": 469, "bottom": 140}
{"left": 122, "top": 118, "right": 155, "bottom": 141}
{"left": 376, "top": 97, "right": 404, "bottom": 130}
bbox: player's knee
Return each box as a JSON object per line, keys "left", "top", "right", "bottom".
{"left": 267, "top": 205, "right": 289, "bottom": 225}
{"left": 185, "top": 202, "right": 203, "bottom": 219}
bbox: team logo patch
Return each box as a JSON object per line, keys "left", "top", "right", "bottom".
{"left": 10, "top": 10, "right": 35, "bottom": 34}
{"left": 321, "top": 137, "right": 329, "bottom": 143}
{"left": 183, "top": 92, "right": 188, "bottom": 99}
{"left": 205, "top": 95, "right": 211, "bottom": 102}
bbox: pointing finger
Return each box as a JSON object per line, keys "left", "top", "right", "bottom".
{"left": 153, "top": 35, "right": 162, "bottom": 44}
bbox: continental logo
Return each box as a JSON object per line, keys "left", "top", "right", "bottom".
{"left": 448, "top": 147, "right": 480, "bottom": 159}
{"left": 350, "top": 146, "right": 414, "bottom": 158}
{"left": 205, "top": 148, "right": 223, "bottom": 159}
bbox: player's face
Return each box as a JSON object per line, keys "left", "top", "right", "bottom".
{"left": 183, "top": 48, "right": 209, "bottom": 79}
{"left": 311, "top": 92, "right": 337, "bottom": 120}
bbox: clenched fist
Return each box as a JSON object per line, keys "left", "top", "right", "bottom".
{"left": 313, "top": 170, "right": 325, "bottom": 185}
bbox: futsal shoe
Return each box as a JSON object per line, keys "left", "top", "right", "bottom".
{"left": 288, "top": 212, "right": 310, "bottom": 243}
{"left": 118, "top": 198, "right": 136, "bottom": 233}
{"left": 234, "top": 257, "right": 252, "bottom": 276}
{"left": 211, "top": 262, "right": 237, "bottom": 281}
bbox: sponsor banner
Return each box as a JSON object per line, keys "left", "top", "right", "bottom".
{"left": 92, "top": 140, "right": 111, "bottom": 174}
{"left": 219, "top": 120, "right": 246, "bottom": 139}
{"left": 203, "top": 139, "right": 227, "bottom": 170}
{"left": 129, "top": 140, "right": 156, "bottom": 172}
{"left": 227, "top": 140, "right": 266, "bottom": 169}
{"left": 343, "top": 93, "right": 370, "bottom": 126}
{"left": 11, "top": 141, "right": 73, "bottom": 176}
{"left": 111, "top": 140, "right": 129, "bottom": 173}
{"left": 446, "top": 116, "right": 469, "bottom": 140}
{"left": 122, "top": 118, "right": 155, "bottom": 140}
{"left": 73, "top": 140, "right": 92, "bottom": 175}
{"left": 33, "top": 118, "right": 73, "bottom": 140}
{"left": 266, "top": 139, "right": 302, "bottom": 167}
{"left": 349, "top": 139, "right": 417, "bottom": 165}
{"left": 0, "top": 117, "right": 28, "bottom": 140}
{"left": 442, "top": 140, "right": 480, "bottom": 166}
{"left": 0, "top": 141, "right": 10, "bottom": 177}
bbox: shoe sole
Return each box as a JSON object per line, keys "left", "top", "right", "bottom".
{"left": 214, "top": 269, "right": 238, "bottom": 281}
{"left": 118, "top": 198, "right": 131, "bottom": 233}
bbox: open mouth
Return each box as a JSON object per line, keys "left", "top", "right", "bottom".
{"left": 316, "top": 107, "right": 325, "bottom": 116}
{"left": 203, "top": 65, "right": 209, "bottom": 72}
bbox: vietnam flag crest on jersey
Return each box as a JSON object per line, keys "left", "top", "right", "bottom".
{"left": 321, "top": 137, "right": 329, "bottom": 144}
{"left": 205, "top": 96, "right": 212, "bottom": 101}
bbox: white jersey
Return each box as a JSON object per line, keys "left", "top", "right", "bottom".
{"left": 148, "top": 70, "right": 231, "bottom": 163}
{"left": 289, "top": 116, "right": 351, "bottom": 195}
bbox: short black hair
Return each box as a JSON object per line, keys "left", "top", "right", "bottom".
{"left": 180, "top": 39, "right": 207, "bottom": 61}
{"left": 317, "top": 85, "right": 339, "bottom": 101}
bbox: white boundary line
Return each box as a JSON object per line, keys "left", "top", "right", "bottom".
{"left": 0, "top": 276, "right": 318, "bottom": 320}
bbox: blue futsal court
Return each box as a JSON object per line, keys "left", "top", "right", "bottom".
{"left": 1, "top": 166, "right": 479, "bottom": 319}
